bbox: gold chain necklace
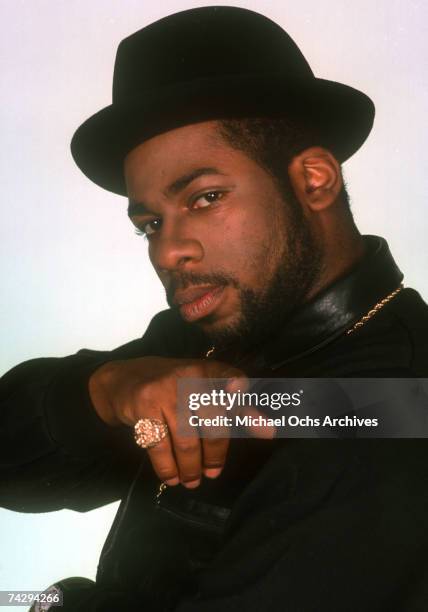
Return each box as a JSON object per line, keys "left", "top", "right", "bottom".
{"left": 346, "top": 284, "right": 403, "bottom": 335}
{"left": 205, "top": 283, "right": 404, "bottom": 355}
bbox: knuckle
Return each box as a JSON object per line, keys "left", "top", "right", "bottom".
{"left": 210, "top": 361, "right": 244, "bottom": 378}
{"left": 134, "top": 383, "right": 154, "bottom": 404}
{"left": 174, "top": 361, "right": 203, "bottom": 378}
{"left": 137, "top": 377, "right": 176, "bottom": 407}
{"left": 204, "top": 438, "right": 228, "bottom": 450}
{"left": 155, "top": 466, "right": 177, "bottom": 480}
{"left": 175, "top": 440, "right": 199, "bottom": 454}
{"left": 147, "top": 438, "right": 170, "bottom": 455}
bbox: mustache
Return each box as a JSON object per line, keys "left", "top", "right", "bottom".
{"left": 165, "top": 271, "right": 239, "bottom": 307}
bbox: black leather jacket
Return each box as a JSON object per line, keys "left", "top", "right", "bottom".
{"left": 1, "top": 235, "right": 428, "bottom": 611}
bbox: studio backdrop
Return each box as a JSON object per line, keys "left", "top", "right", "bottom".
{"left": 0, "top": 0, "right": 427, "bottom": 599}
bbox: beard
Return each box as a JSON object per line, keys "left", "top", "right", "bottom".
{"left": 166, "top": 189, "right": 323, "bottom": 353}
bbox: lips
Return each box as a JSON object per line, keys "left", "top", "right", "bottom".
{"left": 174, "top": 285, "right": 225, "bottom": 322}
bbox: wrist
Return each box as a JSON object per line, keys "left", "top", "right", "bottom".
{"left": 89, "top": 361, "right": 122, "bottom": 426}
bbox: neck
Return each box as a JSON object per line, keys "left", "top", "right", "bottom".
{"left": 305, "top": 228, "right": 365, "bottom": 302}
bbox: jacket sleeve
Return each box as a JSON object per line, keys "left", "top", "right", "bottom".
{"left": 0, "top": 309, "right": 202, "bottom": 513}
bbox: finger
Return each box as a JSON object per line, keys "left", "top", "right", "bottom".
{"left": 239, "top": 406, "right": 276, "bottom": 439}
{"left": 225, "top": 375, "right": 250, "bottom": 394}
{"left": 130, "top": 396, "right": 181, "bottom": 486}
{"left": 192, "top": 392, "right": 231, "bottom": 478}
{"left": 201, "top": 437, "right": 230, "bottom": 478}
{"left": 145, "top": 431, "right": 180, "bottom": 486}
{"left": 205, "top": 361, "right": 248, "bottom": 386}
{"left": 167, "top": 417, "right": 203, "bottom": 488}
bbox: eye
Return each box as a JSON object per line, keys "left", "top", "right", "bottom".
{"left": 135, "top": 218, "right": 162, "bottom": 237}
{"left": 192, "top": 191, "right": 225, "bottom": 209}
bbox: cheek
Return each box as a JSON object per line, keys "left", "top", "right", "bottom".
{"left": 204, "top": 209, "right": 280, "bottom": 286}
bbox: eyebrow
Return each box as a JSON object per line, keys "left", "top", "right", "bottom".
{"left": 127, "top": 166, "right": 225, "bottom": 218}
{"left": 166, "top": 167, "right": 224, "bottom": 195}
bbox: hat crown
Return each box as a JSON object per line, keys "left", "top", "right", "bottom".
{"left": 71, "top": 6, "right": 374, "bottom": 195}
{"left": 112, "top": 6, "right": 314, "bottom": 103}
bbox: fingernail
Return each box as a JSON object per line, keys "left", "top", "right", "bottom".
{"left": 164, "top": 477, "right": 179, "bottom": 486}
{"left": 204, "top": 467, "right": 222, "bottom": 479}
{"left": 183, "top": 479, "right": 200, "bottom": 489}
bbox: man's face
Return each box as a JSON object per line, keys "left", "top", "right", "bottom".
{"left": 125, "top": 121, "right": 321, "bottom": 350}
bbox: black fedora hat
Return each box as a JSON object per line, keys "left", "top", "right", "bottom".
{"left": 71, "top": 6, "right": 375, "bottom": 196}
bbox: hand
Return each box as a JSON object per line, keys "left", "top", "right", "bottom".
{"left": 89, "top": 357, "right": 247, "bottom": 488}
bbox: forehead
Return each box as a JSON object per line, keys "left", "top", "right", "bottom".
{"left": 123, "top": 121, "right": 240, "bottom": 195}
{"left": 125, "top": 121, "right": 223, "bottom": 170}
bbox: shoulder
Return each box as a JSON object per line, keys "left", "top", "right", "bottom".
{"left": 359, "top": 287, "right": 428, "bottom": 375}
{"left": 386, "top": 288, "right": 428, "bottom": 371}
{"left": 292, "top": 288, "right": 428, "bottom": 376}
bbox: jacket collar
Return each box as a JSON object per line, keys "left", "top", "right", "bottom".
{"left": 241, "top": 235, "right": 403, "bottom": 371}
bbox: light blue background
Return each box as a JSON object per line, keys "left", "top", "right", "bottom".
{"left": 1, "top": 0, "right": 427, "bottom": 607}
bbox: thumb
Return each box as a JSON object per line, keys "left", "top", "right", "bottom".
{"left": 238, "top": 406, "right": 276, "bottom": 439}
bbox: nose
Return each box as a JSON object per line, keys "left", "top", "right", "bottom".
{"left": 150, "top": 228, "right": 204, "bottom": 273}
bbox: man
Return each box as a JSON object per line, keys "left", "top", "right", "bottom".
{"left": 1, "top": 6, "right": 428, "bottom": 611}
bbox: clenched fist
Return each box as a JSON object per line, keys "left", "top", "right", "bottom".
{"left": 88, "top": 357, "right": 247, "bottom": 488}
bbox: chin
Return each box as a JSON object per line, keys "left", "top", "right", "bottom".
{"left": 199, "top": 313, "right": 244, "bottom": 347}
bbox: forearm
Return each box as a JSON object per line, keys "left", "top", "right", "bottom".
{"left": 0, "top": 352, "right": 141, "bottom": 512}
{"left": 0, "top": 309, "right": 205, "bottom": 511}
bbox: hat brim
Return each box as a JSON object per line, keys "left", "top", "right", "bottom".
{"left": 71, "top": 74, "right": 374, "bottom": 196}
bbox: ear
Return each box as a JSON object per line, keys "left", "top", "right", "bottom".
{"left": 288, "top": 147, "right": 342, "bottom": 211}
